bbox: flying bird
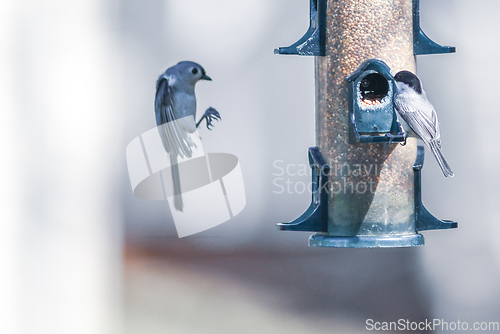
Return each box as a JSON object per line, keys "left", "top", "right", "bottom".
{"left": 155, "top": 61, "right": 221, "bottom": 210}
{"left": 394, "top": 70, "right": 453, "bottom": 177}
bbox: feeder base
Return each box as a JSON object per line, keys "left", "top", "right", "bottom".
{"left": 309, "top": 233, "right": 424, "bottom": 248}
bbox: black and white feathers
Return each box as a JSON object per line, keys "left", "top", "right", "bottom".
{"left": 394, "top": 70, "right": 454, "bottom": 177}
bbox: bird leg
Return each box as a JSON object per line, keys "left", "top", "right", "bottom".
{"left": 196, "top": 107, "right": 221, "bottom": 130}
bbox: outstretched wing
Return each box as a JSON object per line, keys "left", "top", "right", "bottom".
{"left": 155, "top": 75, "right": 195, "bottom": 158}
{"left": 394, "top": 91, "right": 441, "bottom": 146}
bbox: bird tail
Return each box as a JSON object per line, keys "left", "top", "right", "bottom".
{"left": 429, "top": 141, "right": 454, "bottom": 177}
{"left": 170, "top": 154, "right": 183, "bottom": 211}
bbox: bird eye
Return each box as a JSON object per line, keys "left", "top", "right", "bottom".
{"left": 361, "top": 78, "right": 370, "bottom": 88}
{"left": 191, "top": 68, "right": 198, "bottom": 75}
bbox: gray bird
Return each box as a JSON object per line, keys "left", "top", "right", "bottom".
{"left": 394, "top": 70, "right": 453, "bottom": 177}
{"left": 155, "top": 61, "right": 221, "bottom": 210}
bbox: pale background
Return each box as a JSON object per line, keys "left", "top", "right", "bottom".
{"left": 1, "top": 0, "right": 499, "bottom": 333}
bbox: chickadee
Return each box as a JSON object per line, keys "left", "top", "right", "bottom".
{"left": 394, "top": 70, "right": 453, "bottom": 177}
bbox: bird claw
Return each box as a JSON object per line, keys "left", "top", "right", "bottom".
{"left": 202, "top": 107, "right": 221, "bottom": 130}
{"left": 400, "top": 136, "right": 407, "bottom": 146}
{"left": 385, "top": 133, "right": 397, "bottom": 145}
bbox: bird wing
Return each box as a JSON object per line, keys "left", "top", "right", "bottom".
{"left": 395, "top": 92, "right": 441, "bottom": 145}
{"left": 155, "top": 75, "right": 194, "bottom": 158}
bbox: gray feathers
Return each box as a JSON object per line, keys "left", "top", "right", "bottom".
{"left": 155, "top": 63, "right": 204, "bottom": 158}
{"left": 394, "top": 73, "right": 453, "bottom": 177}
{"left": 155, "top": 61, "right": 212, "bottom": 210}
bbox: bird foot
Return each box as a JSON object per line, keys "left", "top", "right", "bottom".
{"left": 386, "top": 133, "right": 394, "bottom": 145}
{"left": 197, "top": 107, "right": 221, "bottom": 130}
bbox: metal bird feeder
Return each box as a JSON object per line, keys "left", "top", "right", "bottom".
{"left": 275, "top": 0, "right": 457, "bottom": 247}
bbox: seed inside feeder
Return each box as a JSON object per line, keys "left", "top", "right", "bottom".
{"left": 315, "top": 0, "right": 416, "bottom": 237}
{"left": 361, "top": 97, "right": 383, "bottom": 105}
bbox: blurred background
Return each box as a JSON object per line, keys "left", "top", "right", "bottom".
{"left": 1, "top": 0, "right": 500, "bottom": 333}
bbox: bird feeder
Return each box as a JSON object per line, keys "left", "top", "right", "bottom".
{"left": 275, "top": 0, "right": 457, "bottom": 247}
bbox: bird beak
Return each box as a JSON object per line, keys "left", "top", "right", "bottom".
{"left": 202, "top": 74, "right": 212, "bottom": 81}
